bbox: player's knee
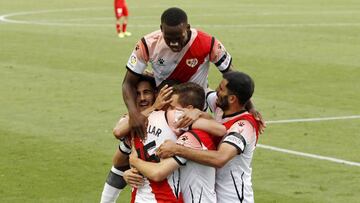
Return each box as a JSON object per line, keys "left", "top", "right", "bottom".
{"left": 105, "top": 166, "right": 130, "bottom": 189}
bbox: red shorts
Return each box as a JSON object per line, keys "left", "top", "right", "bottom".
{"left": 114, "top": 5, "right": 129, "bottom": 18}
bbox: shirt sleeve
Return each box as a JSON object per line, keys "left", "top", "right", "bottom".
{"left": 126, "top": 39, "right": 149, "bottom": 75}
{"left": 222, "top": 120, "right": 254, "bottom": 154}
{"left": 206, "top": 90, "right": 217, "bottom": 113}
{"left": 209, "top": 38, "right": 232, "bottom": 72}
{"left": 173, "top": 131, "right": 203, "bottom": 165}
{"left": 119, "top": 135, "right": 131, "bottom": 155}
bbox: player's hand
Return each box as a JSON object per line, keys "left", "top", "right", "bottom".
{"left": 175, "top": 108, "right": 201, "bottom": 129}
{"left": 156, "top": 140, "right": 178, "bottom": 158}
{"left": 152, "top": 84, "right": 173, "bottom": 110}
{"left": 129, "top": 137, "right": 139, "bottom": 166}
{"left": 143, "top": 69, "right": 154, "bottom": 77}
{"left": 123, "top": 168, "right": 144, "bottom": 188}
{"left": 249, "top": 109, "right": 266, "bottom": 134}
{"left": 129, "top": 112, "right": 147, "bottom": 139}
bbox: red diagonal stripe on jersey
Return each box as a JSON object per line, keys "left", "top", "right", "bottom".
{"left": 191, "top": 129, "right": 216, "bottom": 150}
{"left": 149, "top": 180, "right": 183, "bottom": 203}
{"left": 223, "top": 114, "right": 260, "bottom": 143}
{"left": 167, "top": 31, "right": 212, "bottom": 83}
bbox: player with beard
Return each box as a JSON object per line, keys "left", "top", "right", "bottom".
{"left": 157, "top": 71, "right": 260, "bottom": 203}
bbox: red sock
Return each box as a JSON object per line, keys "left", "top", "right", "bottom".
{"left": 116, "top": 24, "right": 121, "bottom": 33}
{"left": 122, "top": 23, "right": 127, "bottom": 32}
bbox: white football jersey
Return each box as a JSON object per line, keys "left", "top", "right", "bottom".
{"left": 126, "top": 29, "right": 232, "bottom": 89}
{"left": 206, "top": 91, "right": 259, "bottom": 203}
{"left": 174, "top": 130, "right": 217, "bottom": 203}
{"left": 131, "top": 110, "right": 182, "bottom": 203}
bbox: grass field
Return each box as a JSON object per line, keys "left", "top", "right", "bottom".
{"left": 1, "top": 0, "right": 360, "bottom": 202}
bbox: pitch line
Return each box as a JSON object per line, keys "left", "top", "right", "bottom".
{"left": 2, "top": 8, "right": 360, "bottom": 28}
{"left": 262, "top": 115, "right": 360, "bottom": 167}
{"left": 257, "top": 144, "right": 360, "bottom": 167}
{"left": 267, "top": 115, "right": 360, "bottom": 124}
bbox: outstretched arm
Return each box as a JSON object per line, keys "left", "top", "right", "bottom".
{"left": 129, "top": 148, "right": 179, "bottom": 182}
{"left": 192, "top": 118, "right": 226, "bottom": 137}
{"left": 157, "top": 140, "right": 237, "bottom": 168}
{"left": 175, "top": 108, "right": 226, "bottom": 137}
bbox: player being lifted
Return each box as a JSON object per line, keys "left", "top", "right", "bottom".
{"left": 121, "top": 7, "right": 266, "bottom": 140}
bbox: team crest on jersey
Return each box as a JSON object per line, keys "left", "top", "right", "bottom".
{"left": 186, "top": 58, "right": 198, "bottom": 68}
{"left": 130, "top": 55, "right": 137, "bottom": 65}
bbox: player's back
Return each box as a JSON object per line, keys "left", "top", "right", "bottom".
{"left": 132, "top": 110, "right": 182, "bottom": 203}
{"left": 175, "top": 129, "right": 217, "bottom": 203}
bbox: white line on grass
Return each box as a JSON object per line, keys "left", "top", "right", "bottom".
{"left": 2, "top": 7, "right": 360, "bottom": 167}
{"left": 262, "top": 115, "right": 360, "bottom": 167}
{"left": 257, "top": 144, "right": 360, "bottom": 167}
{"left": 2, "top": 8, "right": 360, "bottom": 28}
{"left": 267, "top": 115, "right": 360, "bottom": 124}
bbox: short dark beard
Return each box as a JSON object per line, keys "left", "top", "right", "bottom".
{"left": 216, "top": 95, "right": 230, "bottom": 111}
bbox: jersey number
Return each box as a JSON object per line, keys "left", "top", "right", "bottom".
{"left": 136, "top": 141, "right": 160, "bottom": 162}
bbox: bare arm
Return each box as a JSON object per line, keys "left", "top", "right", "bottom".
{"left": 113, "top": 116, "right": 130, "bottom": 139}
{"left": 192, "top": 118, "right": 226, "bottom": 137}
{"left": 157, "top": 140, "right": 237, "bottom": 168}
{"left": 129, "top": 149, "right": 179, "bottom": 182}
{"left": 122, "top": 70, "right": 147, "bottom": 138}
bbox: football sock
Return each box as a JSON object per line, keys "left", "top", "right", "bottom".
{"left": 116, "top": 24, "right": 121, "bottom": 33}
{"left": 100, "top": 166, "right": 129, "bottom": 203}
{"left": 122, "top": 23, "right": 127, "bottom": 33}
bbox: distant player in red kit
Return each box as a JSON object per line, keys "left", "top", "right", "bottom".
{"left": 114, "top": 0, "right": 131, "bottom": 38}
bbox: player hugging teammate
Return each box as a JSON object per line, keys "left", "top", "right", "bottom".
{"left": 101, "top": 7, "right": 265, "bottom": 203}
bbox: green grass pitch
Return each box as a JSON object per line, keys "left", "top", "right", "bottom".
{"left": 1, "top": 0, "right": 360, "bottom": 202}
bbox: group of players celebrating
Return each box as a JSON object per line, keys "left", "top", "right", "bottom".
{"left": 101, "top": 7, "right": 265, "bottom": 203}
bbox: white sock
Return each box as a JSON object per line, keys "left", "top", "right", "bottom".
{"left": 100, "top": 166, "right": 127, "bottom": 203}
{"left": 100, "top": 182, "right": 122, "bottom": 203}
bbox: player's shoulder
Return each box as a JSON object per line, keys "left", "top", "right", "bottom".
{"left": 143, "top": 30, "right": 162, "bottom": 43}
{"left": 177, "top": 130, "right": 203, "bottom": 150}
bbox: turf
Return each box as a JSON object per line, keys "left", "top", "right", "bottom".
{"left": 1, "top": 0, "right": 359, "bottom": 202}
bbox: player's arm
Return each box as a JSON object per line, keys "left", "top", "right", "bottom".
{"left": 191, "top": 118, "right": 226, "bottom": 137}
{"left": 123, "top": 71, "right": 148, "bottom": 138}
{"left": 158, "top": 126, "right": 250, "bottom": 168}
{"left": 129, "top": 156, "right": 180, "bottom": 182}
{"left": 123, "top": 40, "right": 150, "bottom": 138}
{"left": 209, "top": 38, "right": 232, "bottom": 73}
{"left": 176, "top": 108, "right": 226, "bottom": 136}
{"left": 113, "top": 115, "right": 131, "bottom": 139}
{"left": 157, "top": 140, "right": 237, "bottom": 168}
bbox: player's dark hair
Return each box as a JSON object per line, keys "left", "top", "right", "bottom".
{"left": 173, "top": 82, "right": 205, "bottom": 110}
{"left": 223, "top": 71, "right": 254, "bottom": 106}
{"left": 138, "top": 74, "right": 156, "bottom": 91}
{"left": 158, "top": 79, "right": 181, "bottom": 90}
{"left": 161, "top": 7, "right": 188, "bottom": 26}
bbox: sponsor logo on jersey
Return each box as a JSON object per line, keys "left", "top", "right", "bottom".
{"left": 130, "top": 55, "right": 137, "bottom": 65}
{"left": 186, "top": 58, "right": 198, "bottom": 68}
